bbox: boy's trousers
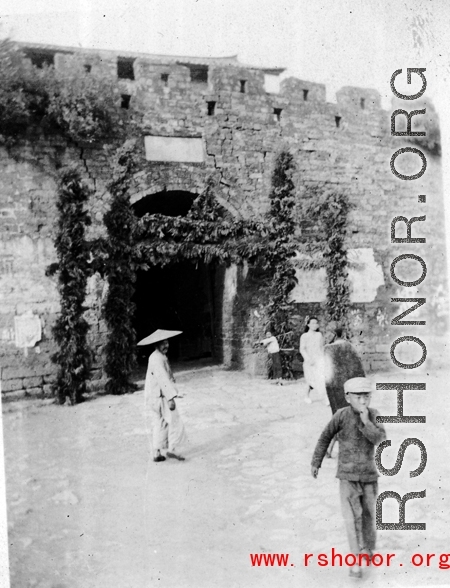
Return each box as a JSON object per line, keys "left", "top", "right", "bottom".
{"left": 339, "top": 480, "right": 378, "bottom": 554}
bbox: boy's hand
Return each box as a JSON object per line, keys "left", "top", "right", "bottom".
{"left": 168, "top": 399, "right": 176, "bottom": 411}
{"left": 359, "top": 406, "right": 369, "bottom": 424}
{"left": 311, "top": 466, "right": 319, "bottom": 478}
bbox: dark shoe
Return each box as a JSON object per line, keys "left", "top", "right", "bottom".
{"left": 153, "top": 455, "right": 166, "bottom": 462}
{"left": 167, "top": 452, "right": 185, "bottom": 461}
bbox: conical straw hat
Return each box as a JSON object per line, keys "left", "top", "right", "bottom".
{"left": 137, "top": 329, "right": 182, "bottom": 346}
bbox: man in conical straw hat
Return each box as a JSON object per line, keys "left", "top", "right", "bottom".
{"left": 138, "top": 329, "right": 186, "bottom": 462}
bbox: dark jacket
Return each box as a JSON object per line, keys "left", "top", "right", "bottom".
{"left": 324, "top": 340, "right": 365, "bottom": 414}
{"left": 311, "top": 406, "right": 386, "bottom": 482}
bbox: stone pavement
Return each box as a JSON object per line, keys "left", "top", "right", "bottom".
{"left": 3, "top": 367, "right": 450, "bottom": 588}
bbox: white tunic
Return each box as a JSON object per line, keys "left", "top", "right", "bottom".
{"left": 299, "top": 331, "right": 326, "bottom": 395}
{"left": 144, "top": 349, "right": 186, "bottom": 454}
{"left": 260, "top": 335, "right": 280, "bottom": 354}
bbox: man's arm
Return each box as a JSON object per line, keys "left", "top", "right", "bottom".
{"left": 358, "top": 408, "right": 386, "bottom": 445}
{"left": 152, "top": 354, "right": 179, "bottom": 401}
{"left": 311, "top": 411, "right": 341, "bottom": 471}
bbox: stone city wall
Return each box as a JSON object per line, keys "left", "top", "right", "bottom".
{"left": 0, "top": 45, "right": 446, "bottom": 398}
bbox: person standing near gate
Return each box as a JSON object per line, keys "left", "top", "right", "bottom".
{"left": 260, "top": 330, "right": 282, "bottom": 380}
{"left": 299, "top": 316, "right": 326, "bottom": 403}
{"left": 323, "top": 324, "right": 366, "bottom": 457}
{"left": 138, "top": 329, "right": 186, "bottom": 462}
{"left": 324, "top": 325, "right": 365, "bottom": 413}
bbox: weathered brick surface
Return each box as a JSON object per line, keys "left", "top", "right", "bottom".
{"left": 0, "top": 45, "right": 446, "bottom": 397}
{"left": 2, "top": 379, "right": 23, "bottom": 393}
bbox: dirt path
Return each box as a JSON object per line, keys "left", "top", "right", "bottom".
{"left": 3, "top": 368, "right": 450, "bottom": 587}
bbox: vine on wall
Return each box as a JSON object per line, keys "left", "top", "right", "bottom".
{"left": 46, "top": 168, "right": 92, "bottom": 404}
{"left": 136, "top": 179, "right": 265, "bottom": 267}
{"left": 102, "top": 140, "right": 140, "bottom": 395}
{"left": 262, "top": 151, "right": 298, "bottom": 377}
{"left": 298, "top": 188, "right": 352, "bottom": 331}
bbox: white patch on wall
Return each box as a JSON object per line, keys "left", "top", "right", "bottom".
{"left": 289, "top": 263, "right": 326, "bottom": 303}
{"left": 289, "top": 248, "right": 384, "bottom": 303}
{"left": 348, "top": 248, "right": 384, "bottom": 303}
{"left": 144, "top": 136, "right": 205, "bottom": 163}
{"left": 14, "top": 310, "right": 42, "bottom": 348}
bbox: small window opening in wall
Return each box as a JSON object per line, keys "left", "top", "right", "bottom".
{"left": 180, "top": 64, "right": 208, "bottom": 83}
{"left": 117, "top": 57, "right": 135, "bottom": 80}
{"left": 240, "top": 80, "right": 247, "bottom": 93}
{"left": 84, "top": 64, "right": 92, "bottom": 73}
{"left": 207, "top": 101, "right": 216, "bottom": 116}
{"left": 120, "top": 94, "right": 131, "bottom": 109}
{"left": 191, "top": 67, "right": 208, "bottom": 83}
{"left": 303, "top": 89, "right": 309, "bottom": 101}
{"left": 335, "top": 116, "right": 341, "bottom": 128}
{"left": 273, "top": 107, "right": 282, "bottom": 122}
{"left": 360, "top": 97, "right": 365, "bottom": 109}
{"left": 161, "top": 73, "right": 169, "bottom": 85}
{"left": 24, "top": 49, "right": 55, "bottom": 69}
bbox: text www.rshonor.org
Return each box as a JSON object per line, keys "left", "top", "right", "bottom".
{"left": 250, "top": 550, "right": 450, "bottom": 569}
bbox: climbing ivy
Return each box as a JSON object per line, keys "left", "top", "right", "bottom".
{"left": 298, "top": 187, "right": 352, "bottom": 331}
{"left": 136, "top": 179, "right": 265, "bottom": 267}
{"left": 262, "top": 151, "right": 298, "bottom": 377}
{"left": 102, "top": 140, "right": 140, "bottom": 395}
{"left": 47, "top": 168, "right": 92, "bottom": 405}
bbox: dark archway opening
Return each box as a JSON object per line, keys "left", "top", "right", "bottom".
{"left": 132, "top": 190, "right": 224, "bottom": 373}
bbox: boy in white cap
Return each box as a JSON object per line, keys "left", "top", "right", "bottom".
{"left": 311, "top": 377, "right": 386, "bottom": 578}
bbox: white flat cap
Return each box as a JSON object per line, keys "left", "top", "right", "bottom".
{"left": 344, "top": 377, "right": 372, "bottom": 393}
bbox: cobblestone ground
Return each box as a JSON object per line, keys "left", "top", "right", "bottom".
{"left": 3, "top": 368, "right": 450, "bottom": 588}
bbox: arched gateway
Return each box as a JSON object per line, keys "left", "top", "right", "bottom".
{"left": 132, "top": 190, "right": 225, "bottom": 369}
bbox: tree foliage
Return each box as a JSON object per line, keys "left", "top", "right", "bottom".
{"left": 0, "top": 39, "right": 49, "bottom": 138}
{"left": 48, "top": 168, "right": 92, "bottom": 404}
{"left": 0, "top": 39, "right": 120, "bottom": 144}
{"left": 46, "top": 69, "right": 119, "bottom": 144}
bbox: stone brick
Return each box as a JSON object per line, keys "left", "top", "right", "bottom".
{"left": 24, "top": 387, "right": 45, "bottom": 398}
{"left": 23, "top": 376, "right": 44, "bottom": 389}
{"left": 2, "top": 389, "right": 27, "bottom": 402}
{"left": 1, "top": 378, "right": 23, "bottom": 393}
